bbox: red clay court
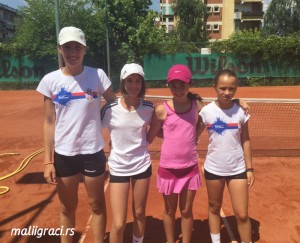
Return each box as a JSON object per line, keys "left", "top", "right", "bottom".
{"left": 0, "top": 86, "right": 300, "bottom": 243}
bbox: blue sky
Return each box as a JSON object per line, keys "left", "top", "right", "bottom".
{"left": 0, "top": 0, "right": 27, "bottom": 9}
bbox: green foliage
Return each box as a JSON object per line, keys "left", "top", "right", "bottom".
{"left": 11, "top": 0, "right": 108, "bottom": 67}
{"left": 263, "top": 0, "right": 300, "bottom": 36}
{"left": 172, "top": 0, "right": 207, "bottom": 43}
{"left": 3, "top": 0, "right": 167, "bottom": 77}
{"left": 211, "top": 29, "right": 263, "bottom": 57}
{"left": 106, "top": 0, "right": 162, "bottom": 72}
{"left": 211, "top": 30, "right": 300, "bottom": 68}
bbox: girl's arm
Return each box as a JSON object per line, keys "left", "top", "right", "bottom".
{"left": 233, "top": 99, "right": 250, "bottom": 114}
{"left": 241, "top": 121, "right": 254, "bottom": 188}
{"left": 147, "top": 105, "right": 165, "bottom": 144}
{"left": 196, "top": 115, "right": 205, "bottom": 144}
{"left": 196, "top": 100, "right": 205, "bottom": 144}
{"left": 102, "top": 86, "right": 117, "bottom": 103}
{"left": 43, "top": 96, "right": 57, "bottom": 185}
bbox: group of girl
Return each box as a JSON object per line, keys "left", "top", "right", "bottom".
{"left": 37, "top": 26, "right": 255, "bottom": 243}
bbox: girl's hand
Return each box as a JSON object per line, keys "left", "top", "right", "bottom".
{"left": 247, "top": 171, "right": 255, "bottom": 188}
{"left": 44, "top": 164, "right": 57, "bottom": 185}
{"left": 233, "top": 99, "right": 250, "bottom": 115}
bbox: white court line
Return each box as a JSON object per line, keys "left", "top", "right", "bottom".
{"left": 78, "top": 173, "right": 110, "bottom": 243}
{"left": 220, "top": 208, "right": 238, "bottom": 243}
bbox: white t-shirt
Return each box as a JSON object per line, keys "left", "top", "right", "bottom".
{"left": 199, "top": 101, "right": 250, "bottom": 176}
{"left": 36, "top": 66, "right": 111, "bottom": 156}
{"left": 101, "top": 98, "right": 154, "bottom": 176}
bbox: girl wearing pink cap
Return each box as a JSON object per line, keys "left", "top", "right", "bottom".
{"left": 147, "top": 64, "right": 204, "bottom": 243}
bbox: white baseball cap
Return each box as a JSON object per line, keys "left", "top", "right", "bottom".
{"left": 58, "top": 26, "right": 86, "bottom": 46}
{"left": 120, "top": 63, "right": 145, "bottom": 80}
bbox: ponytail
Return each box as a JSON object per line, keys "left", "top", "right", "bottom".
{"left": 187, "top": 92, "right": 202, "bottom": 101}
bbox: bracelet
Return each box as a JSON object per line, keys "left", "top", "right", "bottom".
{"left": 246, "top": 168, "right": 254, "bottom": 172}
{"left": 44, "top": 162, "right": 54, "bottom": 165}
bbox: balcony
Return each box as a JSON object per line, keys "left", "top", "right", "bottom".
{"left": 242, "top": 0, "right": 262, "bottom": 2}
{"left": 242, "top": 11, "right": 264, "bottom": 21}
{"left": 235, "top": 0, "right": 262, "bottom": 2}
{"left": 235, "top": 11, "right": 264, "bottom": 21}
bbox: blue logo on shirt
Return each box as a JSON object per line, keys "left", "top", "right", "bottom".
{"left": 208, "top": 118, "right": 238, "bottom": 135}
{"left": 53, "top": 88, "right": 73, "bottom": 106}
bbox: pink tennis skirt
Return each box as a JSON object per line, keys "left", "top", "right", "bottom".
{"left": 157, "top": 164, "right": 202, "bottom": 195}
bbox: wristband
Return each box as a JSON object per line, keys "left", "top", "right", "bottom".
{"left": 44, "top": 162, "right": 54, "bottom": 165}
{"left": 246, "top": 168, "right": 254, "bottom": 172}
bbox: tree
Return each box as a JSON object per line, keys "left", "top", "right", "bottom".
{"left": 105, "top": 0, "right": 166, "bottom": 68}
{"left": 12, "top": 0, "right": 166, "bottom": 76}
{"left": 172, "top": 0, "right": 207, "bottom": 43}
{"left": 263, "top": 0, "right": 300, "bottom": 36}
{"left": 14, "top": 0, "right": 107, "bottom": 67}
{"left": 211, "top": 30, "right": 300, "bottom": 68}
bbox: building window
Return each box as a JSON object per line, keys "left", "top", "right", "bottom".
{"left": 213, "top": 24, "right": 219, "bottom": 31}
{"left": 213, "top": 6, "right": 220, "bottom": 13}
{"left": 168, "top": 25, "right": 174, "bottom": 32}
{"left": 206, "top": 24, "right": 212, "bottom": 30}
{"left": 207, "top": 6, "right": 212, "bottom": 13}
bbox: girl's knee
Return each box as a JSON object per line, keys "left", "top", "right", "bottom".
{"left": 235, "top": 213, "right": 249, "bottom": 223}
{"left": 133, "top": 208, "right": 146, "bottom": 221}
{"left": 60, "top": 203, "right": 77, "bottom": 216}
{"left": 164, "top": 207, "right": 176, "bottom": 217}
{"left": 89, "top": 199, "right": 106, "bottom": 214}
{"left": 112, "top": 220, "right": 126, "bottom": 233}
{"left": 208, "top": 203, "right": 221, "bottom": 215}
{"left": 180, "top": 208, "right": 193, "bottom": 218}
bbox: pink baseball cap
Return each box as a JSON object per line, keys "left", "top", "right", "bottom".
{"left": 167, "top": 64, "right": 192, "bottom": 84}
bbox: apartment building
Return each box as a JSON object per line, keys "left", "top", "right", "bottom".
{"left": 0, "top": 3, "right": 18, "bottom": 42}
{"left": 160, "top": 0, "right": 265, "bottom": 40}
{"left": 160, "top": 0, "right": 177, "bottom": 33}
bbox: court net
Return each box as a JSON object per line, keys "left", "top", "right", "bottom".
{"left": 102, "top": 96, "right": 300, "bottom": 157}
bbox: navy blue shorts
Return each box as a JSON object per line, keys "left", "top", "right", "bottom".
{"left": 54, "top": 150, "right": 106, "bottom": 177}
{"left": 204, "top": 169, "right": 247, "bottom": 180}
{"left": 109, "top": 165, "right": 152, "bottom": 183}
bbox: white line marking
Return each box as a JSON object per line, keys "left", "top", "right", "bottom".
{"left": 220, "top": 208, "right": 238, "bottom": 243}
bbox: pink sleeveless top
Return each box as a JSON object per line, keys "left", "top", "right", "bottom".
{"left": 160, "top": 100, "right": 198, "bottom": 169}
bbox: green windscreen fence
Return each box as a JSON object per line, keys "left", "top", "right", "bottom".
{"left": 0, "top": 56, "right": 57, "bottom": 83}
{"left": 144, "top": 53, "right": 300, "bottom": 80}
{"left": 1, "top": 53, "right": 299, "bottom": 87}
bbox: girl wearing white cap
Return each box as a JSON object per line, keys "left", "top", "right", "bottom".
{"left": 37, "top": 26, "right": 116, "bottom": 243}
{"left": 101, "top": 63, "right": 154, "bottom": 243}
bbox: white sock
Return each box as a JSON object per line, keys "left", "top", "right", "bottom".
{"left": 133, "top": 234, "right": 144, "bottom": 243}
{"left": 210, "top": 233, "right": 221, "bottom": 243}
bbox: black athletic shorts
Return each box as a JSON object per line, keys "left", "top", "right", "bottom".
{"left": 204, "top": 169, "right": 247, "bottom": 180}
{"left": 54, "top": 150, "right": 106, "bottom": 177}
{"left": 109, "top": 165, "right": 152, "bottom": 183}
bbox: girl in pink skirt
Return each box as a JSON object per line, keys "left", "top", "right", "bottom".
{"left": 147, "top": 64, "right": 204, "bottom": 243}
